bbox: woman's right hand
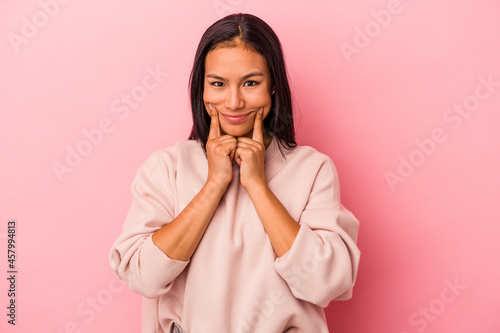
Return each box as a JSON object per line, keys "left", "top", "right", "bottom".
{"left": 206, "top": 103, "right": 237, "bottom": 191}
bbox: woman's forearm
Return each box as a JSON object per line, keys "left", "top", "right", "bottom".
{"left": 247, "top": 183, "right": 300, "bottom": 258}
{"left": 152, "top": 180, "right": 227, "bottom": 261}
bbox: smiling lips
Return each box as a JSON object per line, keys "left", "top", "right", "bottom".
{"left": 221, "top": 112, "right": 252, "bottom": 123}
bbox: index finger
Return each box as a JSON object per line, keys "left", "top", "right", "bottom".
{"left": 252, "top": 106, "right": 264, "bottom": 145}
{"left": 207, "top": 103, "right": 221, "bottom": 141}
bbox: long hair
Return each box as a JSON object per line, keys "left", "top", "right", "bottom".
{"left": 188, "top": 13, "right": 296, "bottom": 158}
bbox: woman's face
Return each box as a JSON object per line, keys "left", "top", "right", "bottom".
{"left": 203, "top": 44, "right": 274, "bottom": 139}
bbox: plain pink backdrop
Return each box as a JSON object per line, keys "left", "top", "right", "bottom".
{"left": 1, "top": 0, "right": 499, "bottom": 332}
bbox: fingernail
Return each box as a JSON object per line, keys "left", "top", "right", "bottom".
{"left": 260, "top": 107, "right": 263, "bottom": 115}
{"left": 209, "top": 103, "right": 213, "bottom": 111}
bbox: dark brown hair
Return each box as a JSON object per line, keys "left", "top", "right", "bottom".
{"left": 187, "top": 13, "right": 296, "bottom": 158}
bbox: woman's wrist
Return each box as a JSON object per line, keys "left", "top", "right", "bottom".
{"left": 245, "top": 180, "right": 268, "bottom": 197}
{"left": 205, "top": 178, "right": 229, "bottom": 196}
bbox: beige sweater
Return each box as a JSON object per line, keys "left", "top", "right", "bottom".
{"left": 109, "top": 133, "right": 361, "bottom": 332}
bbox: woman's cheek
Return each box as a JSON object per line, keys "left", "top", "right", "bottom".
{"left": 247, "top": 89, "right": 272, "bottom": 106}
{"left": 248, "top": 94, "right": 272, "bottom": 117}
{"left": 203, "top": 89, "right": 223, "bottom": 113}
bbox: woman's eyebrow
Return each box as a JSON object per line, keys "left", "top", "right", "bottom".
{"left": 206, "top": 71, "right": 264, "bottom": 81}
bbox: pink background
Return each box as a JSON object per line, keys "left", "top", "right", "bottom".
{"left": 1, "top": 0, "right": 499, "bottom": 332}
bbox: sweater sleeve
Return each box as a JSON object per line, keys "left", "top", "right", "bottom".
{"left": 273, "top": 156, "right": 361, "bottom": 308}
{"left": 108, "top": 150, "right": 190, "bottom": 298}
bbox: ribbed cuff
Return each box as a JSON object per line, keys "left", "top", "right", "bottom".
{"left": 132, "top": 235, "right": 190, "bottom": 297}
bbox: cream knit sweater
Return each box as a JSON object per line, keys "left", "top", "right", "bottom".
{"left": 109, "top": 133, "right": 360, "bottom": 333}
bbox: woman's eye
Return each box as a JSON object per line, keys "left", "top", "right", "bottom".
{"left": 244, "top": 81, "right": 258, "bottom": 87}
{"left": 211, "top": 82, "right": 224, "bottom": 87}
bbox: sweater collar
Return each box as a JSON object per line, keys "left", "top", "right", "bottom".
{"left": 264, "top": 132, "right": 276, "bottom": 165}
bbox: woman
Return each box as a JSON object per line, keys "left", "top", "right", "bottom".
{"left": 109, "top": 13, "right": 360, "bottom": 333}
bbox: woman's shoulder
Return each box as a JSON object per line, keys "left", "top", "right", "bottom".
{"left": 283, "top": 140, "right": 335, "bottom": 166}
{"left": 137, "top": 139, "right": 203, "bottom": 173}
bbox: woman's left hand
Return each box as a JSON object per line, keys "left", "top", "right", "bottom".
{"left": 234, "top": 107, "right": 267, "bottom": 192}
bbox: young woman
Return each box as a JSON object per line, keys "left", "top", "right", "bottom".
{"left": 109, "top": 13, "right": 360, "bottom": 333}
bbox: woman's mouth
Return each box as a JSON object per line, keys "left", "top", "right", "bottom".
{"left": 221, "top": 112, "right": 252, "bottom": 123}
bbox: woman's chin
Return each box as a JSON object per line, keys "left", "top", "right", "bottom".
{"left": 221, "top": 127, "right": 252, "bottom": 137}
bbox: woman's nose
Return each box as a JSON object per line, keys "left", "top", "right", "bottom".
{"left": 225, "top": 87, "right": 244, "bottom": 110}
